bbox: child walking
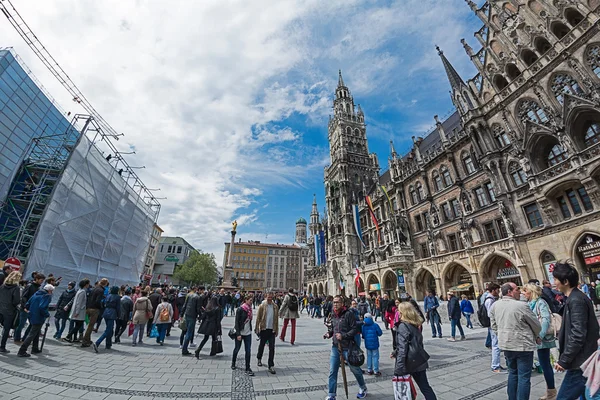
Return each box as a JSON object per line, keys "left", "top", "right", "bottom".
{"left": 361, "top": 313, "right": 383, "bottom": 376}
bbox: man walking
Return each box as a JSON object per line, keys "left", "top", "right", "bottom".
{"left": 423, "top": 290, "right": 442, "bottom": 338}
{"left": 446, "top": 291, "right": 465, "bottom": 342}
{"left": 218, "top": 289, "right": 228, "bottom": 320}
{"left": 18, "top": 284, "right": 53, "bottom": 357}
{"left": 14, "top": 273, "right": 45, "bottom": 343}
{"left": 553, "top": 262, "right": 600, "bottom": 398}
{"left": 483, "top": 283, "right": 505, "bottom": 373}
{"left": 490, "top": 282, "right": 541, "bottom": 400}
{"left": 357, "top": 296, "right": 369, "bottom": 319}
{"left": 324, "top": 295, "right": 368, "bottom": 400}
{"left": 279, "top": 288, "right": 300, "bottom": 345}
{"left": 181, "top": 287, "right": 201, "bottom": 356}
{"left": 255, "top": 292, "right": 278, "bottom": 374}
{"left": 82, "top": 278, "right": 108, "bottom": 347}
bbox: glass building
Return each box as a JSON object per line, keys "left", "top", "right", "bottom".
{"left": 0, "top": 48, "right": 75, "bottom": 202}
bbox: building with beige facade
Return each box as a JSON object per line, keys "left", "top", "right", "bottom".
{"left": 142, "top": 223, "right": 163, "bottom": 283}
{"left": 307, "top": 1, "right": 600, "bottom": 300}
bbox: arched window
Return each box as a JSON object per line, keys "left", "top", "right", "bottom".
{"left": 506, "top": 63, "right": 522, "bottom": 80}
{"left": 565, "top": 8, "right": 584, "bottom": 27}
{"left": 409, "top": 186, "right": 418, "bottom": 205}
{"left": 534, "top": 37, "right": 552, "bottom": 54}
{"left": 493, "top": 124, "right": 511, "bottom": 148}
{"left": 585, "top": 44, "right": 600, "bottom": 78}
{"left": 441, "top": 166, "right": 452, "bottom": 187}
{"left": 551, "top": 73, "right": 583, "bottom": 104}
{"left": 493, "top": 74, "right": 509, "bottom": 90}
{"left": 518, "top": 99, "right": 549, "bottom": 124}
{"left": 432, "top": 171, "right": 442, "bottom": 192}
{"left": 547, "top": 144, "right": 568, "bottom": 166}
{"left": 585, "top": 123, "right": 600, "bottom": 147}
{"left": 455, "top": 96, "right": 466, "bottom": 113}
{"left": 346, "top": 127, "right": 352, "bottom": 135}
{"left": 551, "top": 21, "right": 570, "bottom": 39}
{"left": 416, "top": 182, "right": 425, "bottom": 201}
{"left": 354, "top": 128, "right": 360, "bottom": 136}
{"left": 509, "top": 162, "right": 527, "bottom": 187}
{"left": 521, "top": 49, "right": 539, "bottom": 66}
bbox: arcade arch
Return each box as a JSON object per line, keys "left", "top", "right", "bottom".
{"left": 571, "top": 231, "right": 600, "bottom": 282}
{"left": 442, "top": 261, "right": 474, "bottom": 299}
{"left": 414, "top": 267, "right": 437, "bottom": 301}
{"left": 381, "top": 270, "right": 398, "bottom": 298}
{"left": 318, "top": 282, "right": 324, "bottom": 295}
{"left": 480, "top": 251, "right": 522, "bottom": 287}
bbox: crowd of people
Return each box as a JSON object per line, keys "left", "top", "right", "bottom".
{"left": 0, "top": 260, "right": 599, "bottom": 399}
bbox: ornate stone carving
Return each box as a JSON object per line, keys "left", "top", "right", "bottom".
{"left": 498, "top": 201, "right": 515, "bottom": 237}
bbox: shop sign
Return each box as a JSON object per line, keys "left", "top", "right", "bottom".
{"left": 585, "top": 255, "right": 600, "bottom": 265}
{"left": 497, "top": 266, "right": 520, "bottom": 279}
{"left": 369, "top": 283, "right": 381, "bottom": 291}
{"left": 164, "top": 254, "right": 179, "bottom": 263}
{"left": 396, "top": 269, "right": 405, "bottom": 288}
{"left": 578, "top": 239, "right": 600, "bottom": 254}
{"left": 543, "top": 262, "right": 555, "bottom": 283}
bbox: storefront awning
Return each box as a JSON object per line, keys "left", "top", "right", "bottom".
{"left": 449, "top": 283, "right": 473, "bottom": 292}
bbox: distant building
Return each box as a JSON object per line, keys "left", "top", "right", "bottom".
{"left": 153, "top": 236, "right": 195, "bottom": 284}
{"left": 142, "top": 223, "right": 163, "bottom": 283}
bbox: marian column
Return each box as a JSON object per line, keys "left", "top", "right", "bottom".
{"left": 224, "top": 220, "right": 237, "bottom": 286}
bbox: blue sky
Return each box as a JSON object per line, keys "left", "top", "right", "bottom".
{"left": 0, "top": 1, "right": 486, "bottom": 261}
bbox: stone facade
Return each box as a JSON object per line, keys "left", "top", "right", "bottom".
{"left": 307, "top": 1, "right": 600, "bottom": 300}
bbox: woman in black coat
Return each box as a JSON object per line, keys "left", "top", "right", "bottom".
{"left": 53, "top": 281, "right": 77, "bottom": 339}
{"left": 0, "top": 271, "right": 22, "bottom": 353}
{"left": 195, "top": 297, "right": 221, "bottom": 359}
{"left": 394, "top": 302, "right": 437, "bottom": 400}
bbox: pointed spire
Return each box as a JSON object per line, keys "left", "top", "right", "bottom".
{"left": 461, "top": 38, "right": 474, "bottom": 57}
{"left": 390, "top": 140, "right": 397, "bottom": 159}
{"left": 357, "top": 104, "right": 363, "bottom": 116}
{"left": 338, "top": 69, "right": 345, "bottom": 87}
{"left": 436, "top": 45, "right": 466, "bottom": 93}
{"left": 465, "top": 0, "right": 477, "bottom": 11}
{"left": 434, "top": 115, "right": 449, "bottom": 145}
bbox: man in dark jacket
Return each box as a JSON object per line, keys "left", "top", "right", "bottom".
{"left": 218, "top": 288, "right": 228, "bottom": 320}
{"left": 82, "top": 278, "right": 108, "bottom": 347}
{"left": 446, "top": 291, "right": 465, "bottom": 341}
{"left": 115, "top": 288, "right": 133, "bottom": 343}
{"left": 18, "top": 284, "right": 53, "bottom": 357}
{"left": 53, "top": 281, "right": 77, "bottom": 339}
{"left": 553, "top": 262, "right": 600, "bottom": 399}
{"left": 181, "top": 289, "right": 202, "bottom": 356}
{"left": 379, "top": 294, "right": 390, "bottom": 330}
{"left": 323, "top": 295, "right": 367, "bottom": 400}
{"left": 147, "top": 289, "right": 162, "bottom": 336}
{"left": 423, "top": 290, "right": 442, "bottom": 338}
{"left": 14, "top": 273, "right": 45, "bottom": 343}
{"left": 357, "top": 296, "right": 369, "bottom": 318}
{"left": 0, "top": 265, "right": 11, "bottom": 286}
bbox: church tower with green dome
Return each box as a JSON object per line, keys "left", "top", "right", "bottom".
{"left": 295, "top": 217, "right": 307, "bottom": 244}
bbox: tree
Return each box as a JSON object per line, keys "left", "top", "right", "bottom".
{"left": 173, "top": 250, "right": 218, "bottom": 286}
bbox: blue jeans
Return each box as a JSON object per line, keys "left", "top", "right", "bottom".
{"left": 14, "top": 310, "right": 29, "bottom": 341}
{"left": 232, "top": 334, "right": 252, "bottom": 370}
{"left": 54, "top": 317, "right": 68, "bottom": 338}
{"left": 557, "top": 368, "right": 586, "bottom": 399}
{"left": 182, "top": 316, "right": 196, "bottom": 352}
{"left": 366, "top": 348, "right": 379, "bottom": 373}
{"left": 463, "top": 313, "right": 473, "bottom": 328}
{"left": 95, "top": 318, "right": 114, "bottom": 348}
{"left": 490, "top": 329, "right": 501, "bottom": 370}
{"left": 537, "top": 348, "right": 555, "bottom": 390}
{"left": 328, "top": 345, "right": 366, "bottom": 397}
{"left": 429, "top": 311, "right": 442, "bottom": 337}
{"left": 450, "top": 318, "right": 464, "bottom": 338}
{"left": 485, "top": 329, "right": 491, "bottom": 348}
{"left": 504, "top": 350, "right": 533, "bottom": 400}
{"left": 156, "top": 323, "right": 168, "bottom": 343}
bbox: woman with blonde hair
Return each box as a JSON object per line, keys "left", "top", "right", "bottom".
{"left": 523, "top": 283, "right": 557, "bottom": 400}
{"left": 393, "top": 302, "right": 437, "bottom": 399}
{"left": 0, "top": 271, "right": 22, "bottom": 353}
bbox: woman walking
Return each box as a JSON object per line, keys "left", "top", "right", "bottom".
{"left": 232, "top": 295, "right": 254, "bottom": 376}
{"left": 393, "top": 302, "right": 437, "bottom": 400}
{"left": 0, "top": 271, "right": 22, "bottom": 353}
{"left": 460, "top": 294, "right": 474, "bottom": 329}
{"left": 131, "top": 290, "right": 152, "bottom": 346}
{"left": 63, "top": 279, "right": 90, "bottom": 343}
{"left": 93, "top": 286, "right": 121, "bottom": 352}
{"left": 523, "top": 283, "right": 557, "bottom": 400}
{"left": 154, "top": 296, "right": 173, "bottom": 345}
{"left": 195, "top": 297, "right": 221, "bottom": 358}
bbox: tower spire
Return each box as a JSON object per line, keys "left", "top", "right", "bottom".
{"left": 436, "top": 45, "right": 466, "bottom": 93}
{"left": 338, "top": 69, "right": 345, "bottom": 88}
{"left": 390, "top": 140, "right": 397, "bottom": 159}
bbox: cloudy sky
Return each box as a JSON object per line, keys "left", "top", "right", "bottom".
{"left": 0, "top": 0, "right": 484, "bottom": 262}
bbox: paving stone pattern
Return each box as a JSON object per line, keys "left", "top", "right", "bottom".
{"left": 0, "top": 312, "right": 566, "bottom": 399}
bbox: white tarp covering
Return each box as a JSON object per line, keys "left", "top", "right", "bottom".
{"left": 24, "top": 135, "right": 155, "bottom": 287}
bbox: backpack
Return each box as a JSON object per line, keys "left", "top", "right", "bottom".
{"left": 159, "top": 305, "right": 170, "bottom": 322}
{"left": 477, "top": 297, "right": 491, "bottom": 328}
{"left": 288, "top": 295, "right": 298, "bottom": 312}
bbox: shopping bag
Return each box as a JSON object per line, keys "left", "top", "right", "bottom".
{"left": 128, "top": 322, "right": 134, "bottom": 336}
{"left": 149, "top": 324, "right": 159, "bottom": 338}
{"left": 210, "top": 336, "right": 224, "bottom": 356}
{"left": 393, "top": 375, "right": 417, "bottom": 400}
{"left": 179, "top": 318, "right": 187, "bottom": 331}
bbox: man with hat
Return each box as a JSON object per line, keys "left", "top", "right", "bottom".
{"left": 18, "top": 284, "right": 54, "bottom": 357}
{"left": 446, "top": 290, "right": 466, "bottom": 342}
{"left": 53, "top": 281, "right": 77, "bottom": 339}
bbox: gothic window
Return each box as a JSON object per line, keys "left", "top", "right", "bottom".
{"left": 585, "top": 123, "right": 600, "bottom": 147}
{"left": 432, "top": 171, "right": 443, "bottom": 192}
{"left": 416, "top": 182, "right": 425, "bottom": 201}
{"left": 409, "top": 186, "right": 418, "bottom": 205}
{"left": 493, "top": 74, "right": 509, "bottom": 91}
{"left": 506, "top": 64, "right": 522, "bottom": 80}
{"left": 534, "top": 37, "right": 552, "bottom": 55}
{"left": 354, "top": 129, "right": 360, "bottom": 136}
{"left": 518, "top": 99, "right": 548, "bottom": 124}
{"left": 586, "top": 44, "right": 600, "bottom": 78}
{"left": 524, "top": 203, "right": 544, "bottom": 228}
{"left": 462, "top": 152, "right": 476, "bottom": 175}
{"left": 509, "top": 162, "right": 527, "bottom": 187}
{"left": 346, "top": 127, "right": 351, "bottom": 135}
{"left": 493, "top": 124, "right": 511, "bottom": 148}
{"left": 441, "top": 166, "right": 452, "bottom": 187}
{"left": 551, "top": 21, "right": 570, "bottom": 39}
{"left": 547, "top": 144, "right": 568, "bottom": 166}
{"left": 565, "top": 8, "right": 584, "bottom": 27}
{"left": 455, "top": 96, "right": 466, "bottom": 113}
{"left": 521, "top": 49, "right": 539, "bottom": 66}
{"left": 551, "top": 73, "right": 582, "bottom": 104}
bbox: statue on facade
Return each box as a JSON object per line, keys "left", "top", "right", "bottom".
{"left": 461, "top": 192, "right": 473, "bottom": 214}
{"left": 498, "top": 201, "right": 515, "bottom": 237}
{"left": 518, "top": 156, "right": 532, "bottom": 175}
{"left": 430, "top": 204, "right": 440, "bottom": 227}
{"left": 460, "top": 228, "right": 472, "bottom": 249}
{"left": 557, "top": 130, "right": 577, "bottom": 157}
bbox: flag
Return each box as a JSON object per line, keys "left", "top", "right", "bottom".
{"left": 352, "top": 203, "right": 366, "bottom": 248}
{"left": 365, "top": 195, "right": 381, "bottom": 244}
{"left": 315, "top": 234, "right": 321, "bottom": 266}
{"left": 157, "top": 274, "right": 161, "bottom": 282}
{"left": 319, "top": 230, "right": 326, "bottom": 265}
{"left": 339, "top": 273, "right": 345, "bottom": 290}
{"left": 354, "top": 266, "right": 361, "bottom": 285}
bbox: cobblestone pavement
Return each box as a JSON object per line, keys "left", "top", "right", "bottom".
{"left": 0, "top": 312, "right": 567, "bottom": 400}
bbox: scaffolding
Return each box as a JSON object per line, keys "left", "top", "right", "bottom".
{"left": 0, "top": 116, "right": 83, "bottom": 261}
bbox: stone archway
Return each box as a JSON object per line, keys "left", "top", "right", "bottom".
{"left": 381, "top": 270, "right": 397, "bottom": 298}
{"left": 414, "top": 267, "right": 437, "bottom": 301}
{"left": 480, "top": 251, "right": 522, "bottom": 287}
{"left": 571, "top": 231, "right": 600, "bottom": 282}
{"left": 318, "top": 282, "right": 324, "bottom": 295}
{"left": 366, "top": 273, "right": 381, "bottom": 295}
{"left": 442, "top": 261, "right": 474, "bottom": 299}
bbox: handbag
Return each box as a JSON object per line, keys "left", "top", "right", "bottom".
{"left": 149, "top": 324, "right": 159, "bottom": 338}
{"left": 128, "top": 322, "right": 134, "bottom": 336}
{"left": 348, "top": 342, "right": 365, "bottom": 367}
{"left": 393, "top": 375, "right": 417, "bottom": 400}
{"left": 179, "top": 318, "right": 187, "bottom": 331}
{"left": 228, "top": 328, "right": 237, "bottom": 340}
{"left": 210, "top": 336, "right": 224, "bottom": 356}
